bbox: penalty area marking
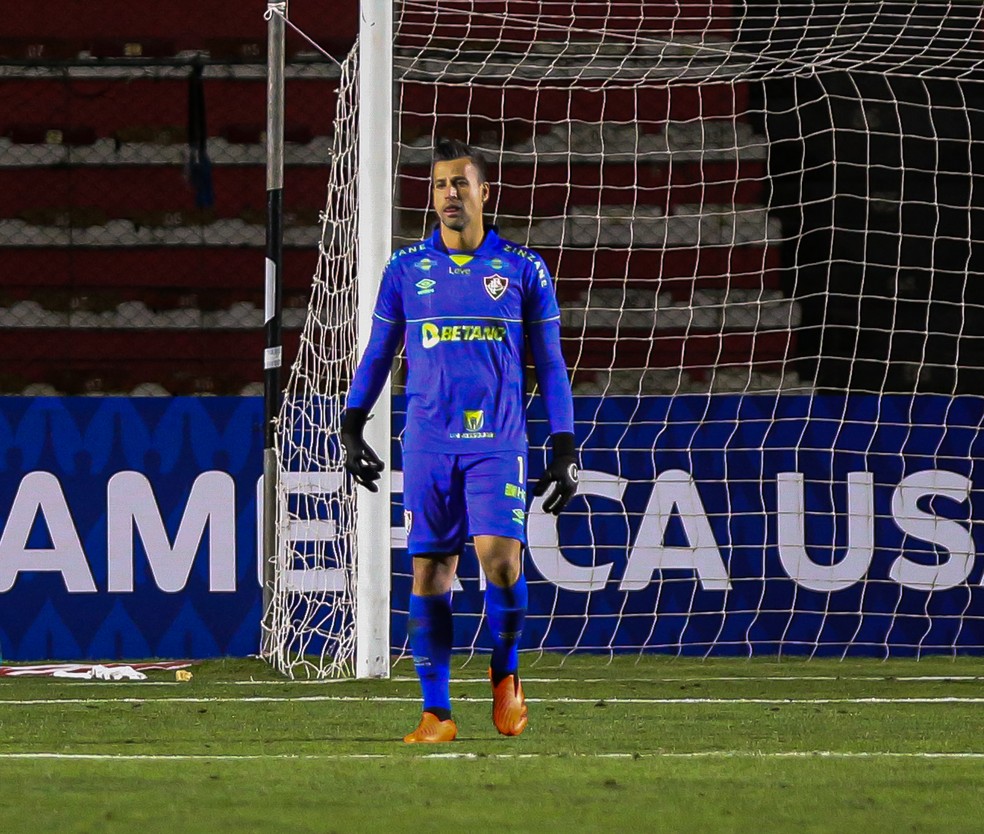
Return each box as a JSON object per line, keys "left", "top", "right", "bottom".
{"left": 1, "top": 751, "right": 983, "bottom": 762}
{"left": 4, "top": 695, "right": 984, "bottom": 707}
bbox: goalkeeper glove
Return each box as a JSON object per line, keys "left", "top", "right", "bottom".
{"left": 533, "top": 432, "right": 579, "bottom": 515}
{"left": 340, "top": 407, "right": 384, "bottom": 492}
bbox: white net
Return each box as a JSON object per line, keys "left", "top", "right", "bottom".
{"left": 390, "top": 1, "right": 984, "bottom": 660}
{"left": 265, "top": 46, "right": 360, "bottom": 678}
{"left": 272, "top": 1, "right": 984, "bottom": 676}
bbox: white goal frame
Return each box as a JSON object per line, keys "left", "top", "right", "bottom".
{"left": 262, "top": 0, "right": 393, "bottom": 679}
{"left": 354, "top": 0, "right": 393, "bottom": 679}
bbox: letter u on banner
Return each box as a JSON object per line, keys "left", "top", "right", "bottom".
{"left": 776, "top": 471, "right": 873, "bottom": 592}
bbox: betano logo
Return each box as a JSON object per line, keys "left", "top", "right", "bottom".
{"left": 421, "top": 322, "right": 506, "bottom": 349}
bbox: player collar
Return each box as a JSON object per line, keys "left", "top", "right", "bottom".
{"left": 428, "top": 225, "right": 500, "bottom": 257}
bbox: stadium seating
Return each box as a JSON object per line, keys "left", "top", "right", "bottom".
{"left": 1, "top": 0, "right": 797, "bottom": 396}
{"left": 0, "top": 1, "right": 345, "bottom": 394}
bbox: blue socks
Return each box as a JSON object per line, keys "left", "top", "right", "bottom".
{"left": 485, "top": 574, "right": 528, "bottom": 680}
{"left": 408, "top": 591, "right": 453, "bottom": 715}
{"left": 408, "top": 577, "right": 528, "bottom": 714}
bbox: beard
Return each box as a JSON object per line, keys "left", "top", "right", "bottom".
{"left": 440, "top": 212, "right": 467, "bottom": 231}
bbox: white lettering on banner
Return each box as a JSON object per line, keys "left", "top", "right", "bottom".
{"left": 777, "top": 472, "right": 874, "bottom": 592}
{"left": 107, "top": 471, "right": 236, "bottom": 593}
{"left": 527, "top": 470, "right": 626, "bottom": 591}
{"left": 0, "top": 466, "right": 977, "bottom": 595}
{"left": 889, "top": 470, "right": 975, "bottom": 591}
{"left": 0, "top": 472, "right": 97, "bottom": 593}
{"left": 255, "top": 472, "right": 348, "bottom": 593}
{"left": 621, "top": 469, "right": 731, "bottom": 591}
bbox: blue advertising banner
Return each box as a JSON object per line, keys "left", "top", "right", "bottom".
{"left": 1, "top": 395, "right": 982, "bottom": 661}
{"left": 392, "top": 394, "right": 984, "bottom": 657}
{"left": 0, "top": 398, "right": 265, "bottom": 661}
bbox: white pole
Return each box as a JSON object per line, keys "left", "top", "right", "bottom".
{"left": 356, "top": 0, "right": 393, "bottom": 679}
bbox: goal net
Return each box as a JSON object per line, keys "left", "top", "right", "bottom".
{"left": 268, "top": 1, "right": 984, "bottom": 677}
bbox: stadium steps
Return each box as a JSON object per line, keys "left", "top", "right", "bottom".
{"left": 398, "top": 2, "right": 733, "bottom": 43}
{"left": 399, "top": 159, "right": 767, "bottom": 217}
{"left": 1, "top": 161, "right": 764, "bottom": 221}
{"left": 0, "top": 77, "right": 338, "bottom": 142}
{"left": 0, "top": 328, "right": 301, "bottom": 396}
{"left": 564, "top": 328, "right": 792, "bottom": 377}
{"left": 4, "top": 0, "right": 356, "bottom": 58}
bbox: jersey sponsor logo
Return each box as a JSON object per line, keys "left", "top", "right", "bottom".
{"left": 421, "top": 321, "right": 507, "bottom": 349}
{"left": 414, "top": 257, "right": 436, "bottom": 272}
{"left": 512, "top": 508, "right": 526, "bottom": 525}
{"left": 484, "top": 273, "right": 509, "bottom": 301}
{"left": 489, "top": 257, "right": 505, "bottom": 270}
{"left": 504, "top": 483, "right": 526, "bottom": 500}
{"left": 390, "top": 242, "right": 426, "bottom": 265}
{"left": 463, "top": 410, "right": 485, "bottom": 432}
{"left": 450, "top": 254, "right": 473, "bottom": 267}
{"left": 415, "top": 278, "right": 437, "bottom": 295}
{"left": 449, "top": 267, "right": 471, "bottom": 275}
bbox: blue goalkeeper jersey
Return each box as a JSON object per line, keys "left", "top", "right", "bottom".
{"left": 348, "top": 226, "right": 574, "bottom": 454}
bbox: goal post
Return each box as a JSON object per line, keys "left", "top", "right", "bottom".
{"left": 262, "top": 0, "right": 393, "bottom": 679}
{"left": 265, "top": 1, "right": 984, "bottom": 678}
{"left": 354, "top": 0, "right": 393, "bottom": 679}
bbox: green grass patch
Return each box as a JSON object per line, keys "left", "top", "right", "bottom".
{"left": 1, "top": 655, "right": 983, "bottom": 832}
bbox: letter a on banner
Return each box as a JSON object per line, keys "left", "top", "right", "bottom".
{"left": 621, "top": 470, "right": 730, "bottom": 591}
{"left": 0, "top": 472, "right": 97, "bottom": 593}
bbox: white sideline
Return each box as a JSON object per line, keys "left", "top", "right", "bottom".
{"left": 17, "top": 675, "right": 984, "bottom": 689}
{"left": 0, "top": 751, "right": 982, "bottom": 762}
{"left": 227, "top": 674, "right": 984, "bottom": 685}
{"left": 2, "top": 695, "right": 984, "bottom": 706}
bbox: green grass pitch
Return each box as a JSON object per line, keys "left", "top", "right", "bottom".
{"left": 1, "top": 654, "right": 983, "bottom": 833}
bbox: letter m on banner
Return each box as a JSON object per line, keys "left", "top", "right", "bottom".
{"left": 107, "top": 472, "right": 236, "bottom": 593}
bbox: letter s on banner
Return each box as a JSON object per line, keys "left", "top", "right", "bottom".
{"left": 527, "top": 470, "right": 627, "bottom": 592}
{"left": 889, "top": 470, "right": 975, "bottom": 592}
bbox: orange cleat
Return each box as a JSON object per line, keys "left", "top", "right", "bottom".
{"left": 490, "top": 670, "right": 529, "bottom": 736}
{"left": 403, "top": 711, "right": 458, "bottom": 744}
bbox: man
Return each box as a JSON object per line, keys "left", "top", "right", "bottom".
{"left": 340, "top": 138, "right": 578, "bottom": 743}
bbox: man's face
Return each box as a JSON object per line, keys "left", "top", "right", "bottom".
{"left": 432, "top": 157, "right": 489, "bottom": 233}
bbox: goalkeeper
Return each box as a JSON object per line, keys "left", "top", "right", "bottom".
{"left": 341, "top": 138, "right": 578, "bottom": 743}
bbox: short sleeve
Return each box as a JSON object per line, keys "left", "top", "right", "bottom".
{"left": 522, "top": 253, "right": 561, "bottom": 325}
{"left": 374, "top": 260, "right": 405, "bottom": 324}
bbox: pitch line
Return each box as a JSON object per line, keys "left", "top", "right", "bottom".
{"left": 3, "top": 695, "right": 984, "bottom": 706}
{"left": 226, "top": 675, "right": 984, "bottom": 685}
{"left": 1, "top": 751, "right": 983, "bottom": 762}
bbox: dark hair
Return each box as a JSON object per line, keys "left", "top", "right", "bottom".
{"left": 432, "top": 138, "right": 488, "bottom": 183}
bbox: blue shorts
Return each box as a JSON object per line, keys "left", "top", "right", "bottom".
{"left": 402, "top": 451, "right": 528, "bottom": 555}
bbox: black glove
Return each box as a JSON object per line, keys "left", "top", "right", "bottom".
{"left": 533, "top": 432, "right": 578, "bottom": 515}
{"left": 340, "top": 407, "right": 384, "bottom": 492}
